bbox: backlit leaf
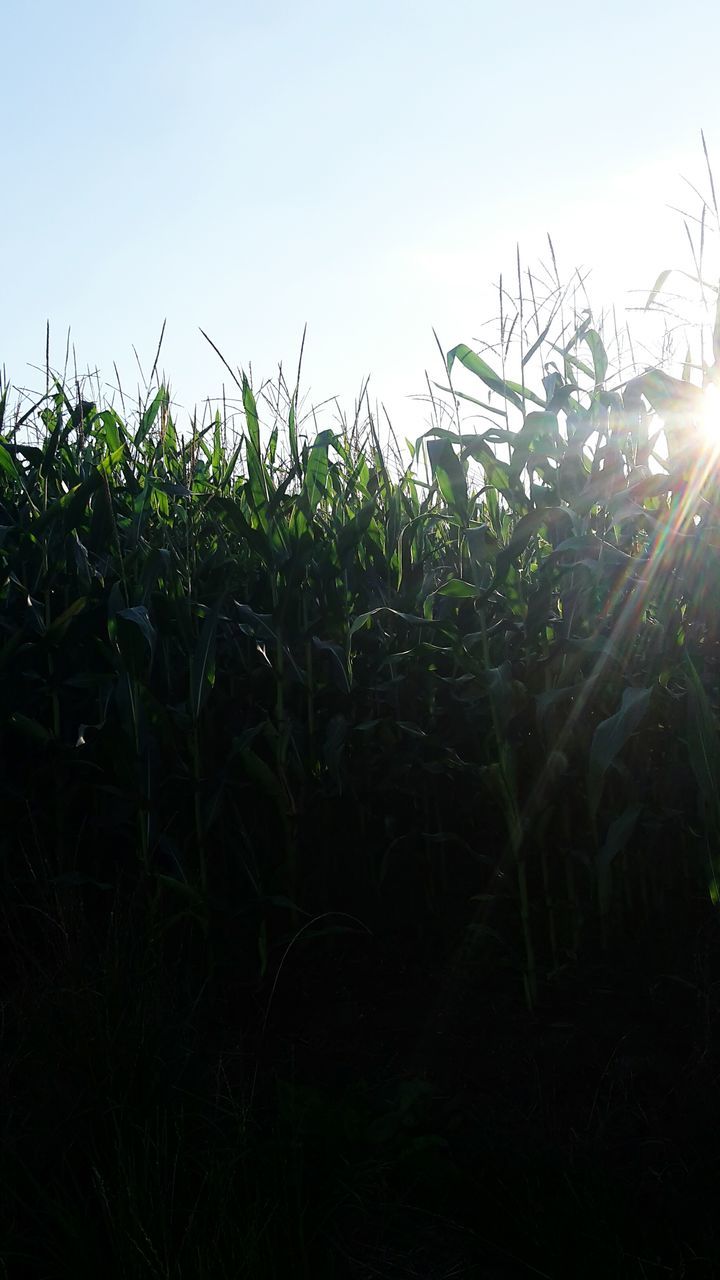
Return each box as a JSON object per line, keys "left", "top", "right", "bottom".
{"left": 588, "top": 686, "right": 653, "bottom": 817}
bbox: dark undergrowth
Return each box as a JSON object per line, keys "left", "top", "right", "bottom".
{"left": 3, "top": 878, "right": 719, "bottom": 1278}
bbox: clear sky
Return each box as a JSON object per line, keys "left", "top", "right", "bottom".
{"left": 3, "top": 0, "right": 720, "bottom": 439}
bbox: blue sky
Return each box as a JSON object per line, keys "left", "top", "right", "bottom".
{"left": 4, "top": 0, "right": 720, "bottom": 438}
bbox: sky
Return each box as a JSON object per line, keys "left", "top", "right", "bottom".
{"left": 3, "top": 0, "right": 720, "bottom": 441}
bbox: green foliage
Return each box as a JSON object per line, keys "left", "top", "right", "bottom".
{"left": 4, "top": 214, "right": 720, "bottom": 1275}
{"left": 2, "top": 249, "right": 720, "bottom": 1005}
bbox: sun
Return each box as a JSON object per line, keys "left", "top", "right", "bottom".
{"left": 698, "top": 382, "right": 720, "bottom": 448}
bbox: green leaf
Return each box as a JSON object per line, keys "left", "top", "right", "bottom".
{"left": 241, "top": 376, "right": 272, "bottom": 525}
{"left": 97, "top": 443, "right": 125, "bottom": 478}
{"left": 508, "top": 412, "right": 560, "bottom": 486}
{"left": 212, "top": 496, "right": 273, "bottom": 563}
{"left": 40, "top": 386, "right": 73, "bottom": 478}
{"left": 446, "top": 344, "right": 525, "bottom": 411}
{"left": 521, "top": 317, "right": 554, "bottom": 368}
{"left": 595, "top": 803, "right": 643, "bottom": 915}
{"left": 242, "top": 375, "right": 261, "bottom": 456}
{"left": 588, "top": 686, "right": 653, "bottom": 817}
{"left": 288, "top": 399, "right": 300, "bottom": 470}
{"left": 302, "top": 430, "right": 333, "bottom": 516}
{"left": 312, "top": 637, "right": 351, "bottom": 693}
{"left": 435, "top": 579, "right": 479, "bottom": 598}
{"left": 628, "top": 369, "right": 703, "bottom": 418}
{"left": 94, "top": 408, "right": 126, "bottom": 454}
{"left": 234, "top": 602, "right": 278, "bottom": 648}
{"left": 465, "top": 524, "right": 499, "bottom": 565}
{"left": 461, "top": 437, "right": 516, "bottom": 498}
{"left": 266, "top": 422, "right": 279, "bottom": 466}
{"left": 135, "top": 387, "right": 167, "bottom": 449}
{"left": 190, "top": 602, "right": 220, "bottom": 720}
{"left": 644, "top": 269, "right": 673, "bottom": 311}
{"left": 0, "top": 443, "right": 20, "bottom": 481}
{"left": 47, "top": 596, "right": 87, "bottom": 642}
{"left": 506, "top": 507, "right": 572, "bottom": 558}
{"left": 117, "top": 605, "right": 156, "bottom": 659}
{"left": 501, "top": 379, "right": 546, "bottom": 408}
{"left": 484, "top": 662, "right": 517, "bottom": 733}
{"left": 338, "top": 501, "right": 377, "bottom": 564}
{"left": 32, "top": 471, "right": 103, "bottom": 535}
{"left": 349, "top": 607, "right": 438, "bottom": 640}
{"left": 432, "top": 383, "right": 510, "bottom": 417}
{"left": 237, "top": 746, "right": 288, "bottom": 813}
{"left": 426, "top": 437, "right": 467, "bottom": 514}
{"left": 9, "top": 712, "right": 55, "bottom": 744}
{"left": 685, "top": 656, "right": 720, "bottom": 827}
{"left": 155, "top": 874, "right": 207, "bottom": 909}
{"left": 583, "top": 329, "right": 608, "bottom": 386}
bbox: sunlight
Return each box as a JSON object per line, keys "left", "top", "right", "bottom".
{"left": 700, "top": 381, "right": 720, "bottom": 448}
{"left": 652, "top": 382, "right": 720, "bottom": 475}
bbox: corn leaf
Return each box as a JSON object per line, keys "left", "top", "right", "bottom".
{"left": 588, "top": 686, "right": 653, "bottom": 818}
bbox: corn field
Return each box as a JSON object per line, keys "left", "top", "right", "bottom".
{"left": 3, "top": 246, "right": 720, "bottom": 1278}
{"left": 3, "top": 274, "right": 720, "bottom": 991}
